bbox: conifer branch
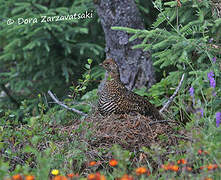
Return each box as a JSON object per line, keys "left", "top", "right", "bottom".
{"left": 48, "top": 90, "right": 87, "bottom": 116}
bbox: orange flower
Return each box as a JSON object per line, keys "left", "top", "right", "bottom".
{"left": 204, "top": 178, "right": 212, "bottom": 180}
{"left": 135, "top": 167, "right": 148, "bottom": 175}
{"left": 207, "top": 164, "right": 214, "bottom": 171}
{"left": 66, "top": 173, "right": 74, "bottom": 178}
{"left": 200, "top": 166, "right": 204, "bottom": 170}
{"left": 161, "top": 164, "right": 179, "bottom": 172}
{"left": 25, "top": 175, "right": 35, "bottom": 180}
{"left": 12, "top": 174, "right": 23, "bottom": 180}
{"left": 186, "top": 166, "right": 192, "bottom": 171}
{"left": 52, "top": 176, "right": 68, "bottom": 180}
{"left": 119, "top": 174, "right": 134, "bottom": 180}
{"left": 213, "top": 164, "right": 218, "bottom": 169}
{"left": 89, "top": 161, "right": 97, "bottom": 166}
{"left": 161, "top": 163, "right": 173, "bottom": 171}
{"left": 66, "top": 173, "right": 78, "bottom": 178}
{"left": 198, "top": 149, "right": 203, "bottom": 155}
{"left": 87, "top": 174, "right": 96, "bottom": 180}
{"left": 171, "top": 165, "right": 179, "bottom": 172}
{"left": 177, "top": 159, "right": 187, "bottom": 165}
{"left": 161, "top": 164, "right": 169, "bottom": 170}
{"left": 87, "top": 172, "right": 106, "bottom": 180}
{"left": 207, "top": 164, "right": 218, "bottom": 170}
{"left": 109, "top": 159, "right": 118, "bottom": 167}
{"left": 198, "top": 149, "right": 209, "bottom": 155}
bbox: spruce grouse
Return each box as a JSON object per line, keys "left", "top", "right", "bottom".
{"left": 98, "top": 58, "right": 162, "bottom": 120}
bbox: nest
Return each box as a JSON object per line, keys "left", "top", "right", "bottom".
{"left": 83, "top": 112, "right": 183, "bottom": 151}
{"left": 55, "top": 112, "right": 190, "bottom": 173}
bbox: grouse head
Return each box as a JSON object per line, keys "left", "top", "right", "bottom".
{"left": 101, "top": 58, "right": 120, "bottom": 76}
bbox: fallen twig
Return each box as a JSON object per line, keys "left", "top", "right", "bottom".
{"left": 160, "top": 74, "right": 185, "bottom": 113}
{"left": 48, "top": 90, "right": 87, "bottom": 116}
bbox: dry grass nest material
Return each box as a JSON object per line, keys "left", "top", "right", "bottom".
{"left": 83, "top": 113, "right": 185, "bottom": 151}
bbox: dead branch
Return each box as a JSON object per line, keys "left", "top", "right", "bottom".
{"left": 48, "top": 90, "right": 87, "bottom": 116}
{"left": 0, "top": 84, "right": 20, "bottom": 108}
{"left": 160, "top": 74, "right": 185, "bottom": 113}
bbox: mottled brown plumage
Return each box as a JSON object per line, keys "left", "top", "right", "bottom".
{"left": 98, "top": 58, "right": 162, "bottom": 120}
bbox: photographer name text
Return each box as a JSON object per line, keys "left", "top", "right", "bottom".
{"left": 7, "top": 11, "right": 93, "bottom": 25}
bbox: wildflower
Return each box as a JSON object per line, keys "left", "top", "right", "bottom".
{"left": 198, "top": 149, "right": 203, "bottom": 155}
{"left": 89, "top": 161, "right": 97, "bottom": 166}
{"left": 161, "top": 164, "right": 169, "bottom": 170}
{"left": 135, "top": 167, "right": 148, "bottom": 175}
{"left": 186, "top": 166, "right": 192, "bottom": 171}
{"left": 109, "top": 159, "right": 118, "bottom": 167}
{"left": 51, "top": 169, "right": 60, "bottom": 176}
{"left": 200, "top": 166, "right": 204, "bottom": 170}
{"left": 207, "top": 164, "right": 218, "bottom": 170}
{"left": 198, "top": 108, "right": 204, "bottom": 117}
{"left": 119, "top": 174, "right": 134, "bottom": 180}
{"left": 161, "top": 163, "right": 174, "bottom": 171}
{"left": 161, "top": 163, "right": 179, "bottom": 172}
{"left": 52, "top": 176, "right": 68, "bottom": 180}
{"left": 216, "top": 112, "right": 221, "bottom": 127}
{"left": 66, "top": 173, "right": 78, "bottom": 178}
{"left": 171, "top": 165, "right": 179, "bottom": 172}
{"left": 177, "top": 158, "right": 187, "bottom": 165}
{"left": 189, "top": 87, "right": 194, "bottom": 97}
{"left": 209, "top": 38, "right": 213, "bottom": 43}
{"left": 87, "top": 172, "right": 106, "bottom": 180}
{"left": 212, "top": 57, "right": 216, "bottom": 63}
{"left": 207, "top": 71, "right": 216, "bottom": 88}
{"left": 25, "top": 175, "right": 35, "bottom": 180}
{"left": 207, "top": 164, "right": 213, "bottom": 170}
{"left": 87, "top": 174, "right": 96, "bottom": 180}
{"left": 12, "top": 174, "right": 23, "bottom": 180}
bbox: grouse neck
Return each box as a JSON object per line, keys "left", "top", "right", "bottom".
{"left": 108, "top": 72, "right": 121, "bottom": 81}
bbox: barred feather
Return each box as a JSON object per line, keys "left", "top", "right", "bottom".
{"left": 98, "top": 58, "right": 162, "bottom": 120}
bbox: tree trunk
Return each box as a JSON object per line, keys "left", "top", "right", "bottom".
{"left": 94, "top": 0, "right": 156, "bottom": 90}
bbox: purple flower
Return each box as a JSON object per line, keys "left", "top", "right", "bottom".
{"left": 210, "top": 78, "right": 216, "bottom": 88}
{"left": 199, "top": 108, "right": 204, "bottom": 117}
{"left": 209, "top": 38, "right": 213, "bottom": 43}
{"left": 207, "top": 71, "right": 214, "bottom": 78}
{"left": 212, "top": 91, "right": 217, "bottom": 97}
{"left": 216, "top": 112, "right": 221, "bottom": 127}
{"left": 212, "top": 57, "right": 216, "bottom": 63}
{"left": 189, "top": 87, "right": 194, "bottom": 97}
{"left": 207, "top": 71, "right": 216, "bottom": 88}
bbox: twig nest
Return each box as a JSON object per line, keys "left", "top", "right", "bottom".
{"left": 85, "top": 113, "right": 181, "bottom": 151}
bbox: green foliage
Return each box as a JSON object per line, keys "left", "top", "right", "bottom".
{"left": 112, "top": 2, "right": 221, "bottom": 178}
{"left": 1, "top": 0, "right": 221, "bottom": 179}
{"left": 70, "top": 59, "right": 93, "bottom": 98}
{"left": 113, "top": 0, "right": 221, "bottom": 114}
{"left": 0, "top": 0, "right": 105, "bottom": 115}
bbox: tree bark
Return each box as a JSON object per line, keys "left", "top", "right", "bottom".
{"left": 94, "top": 0, "right": 156, "bottom": 90}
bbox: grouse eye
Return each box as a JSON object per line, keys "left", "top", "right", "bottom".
{"left": 105, "top": 62, "right": 110, "bottom": 66}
